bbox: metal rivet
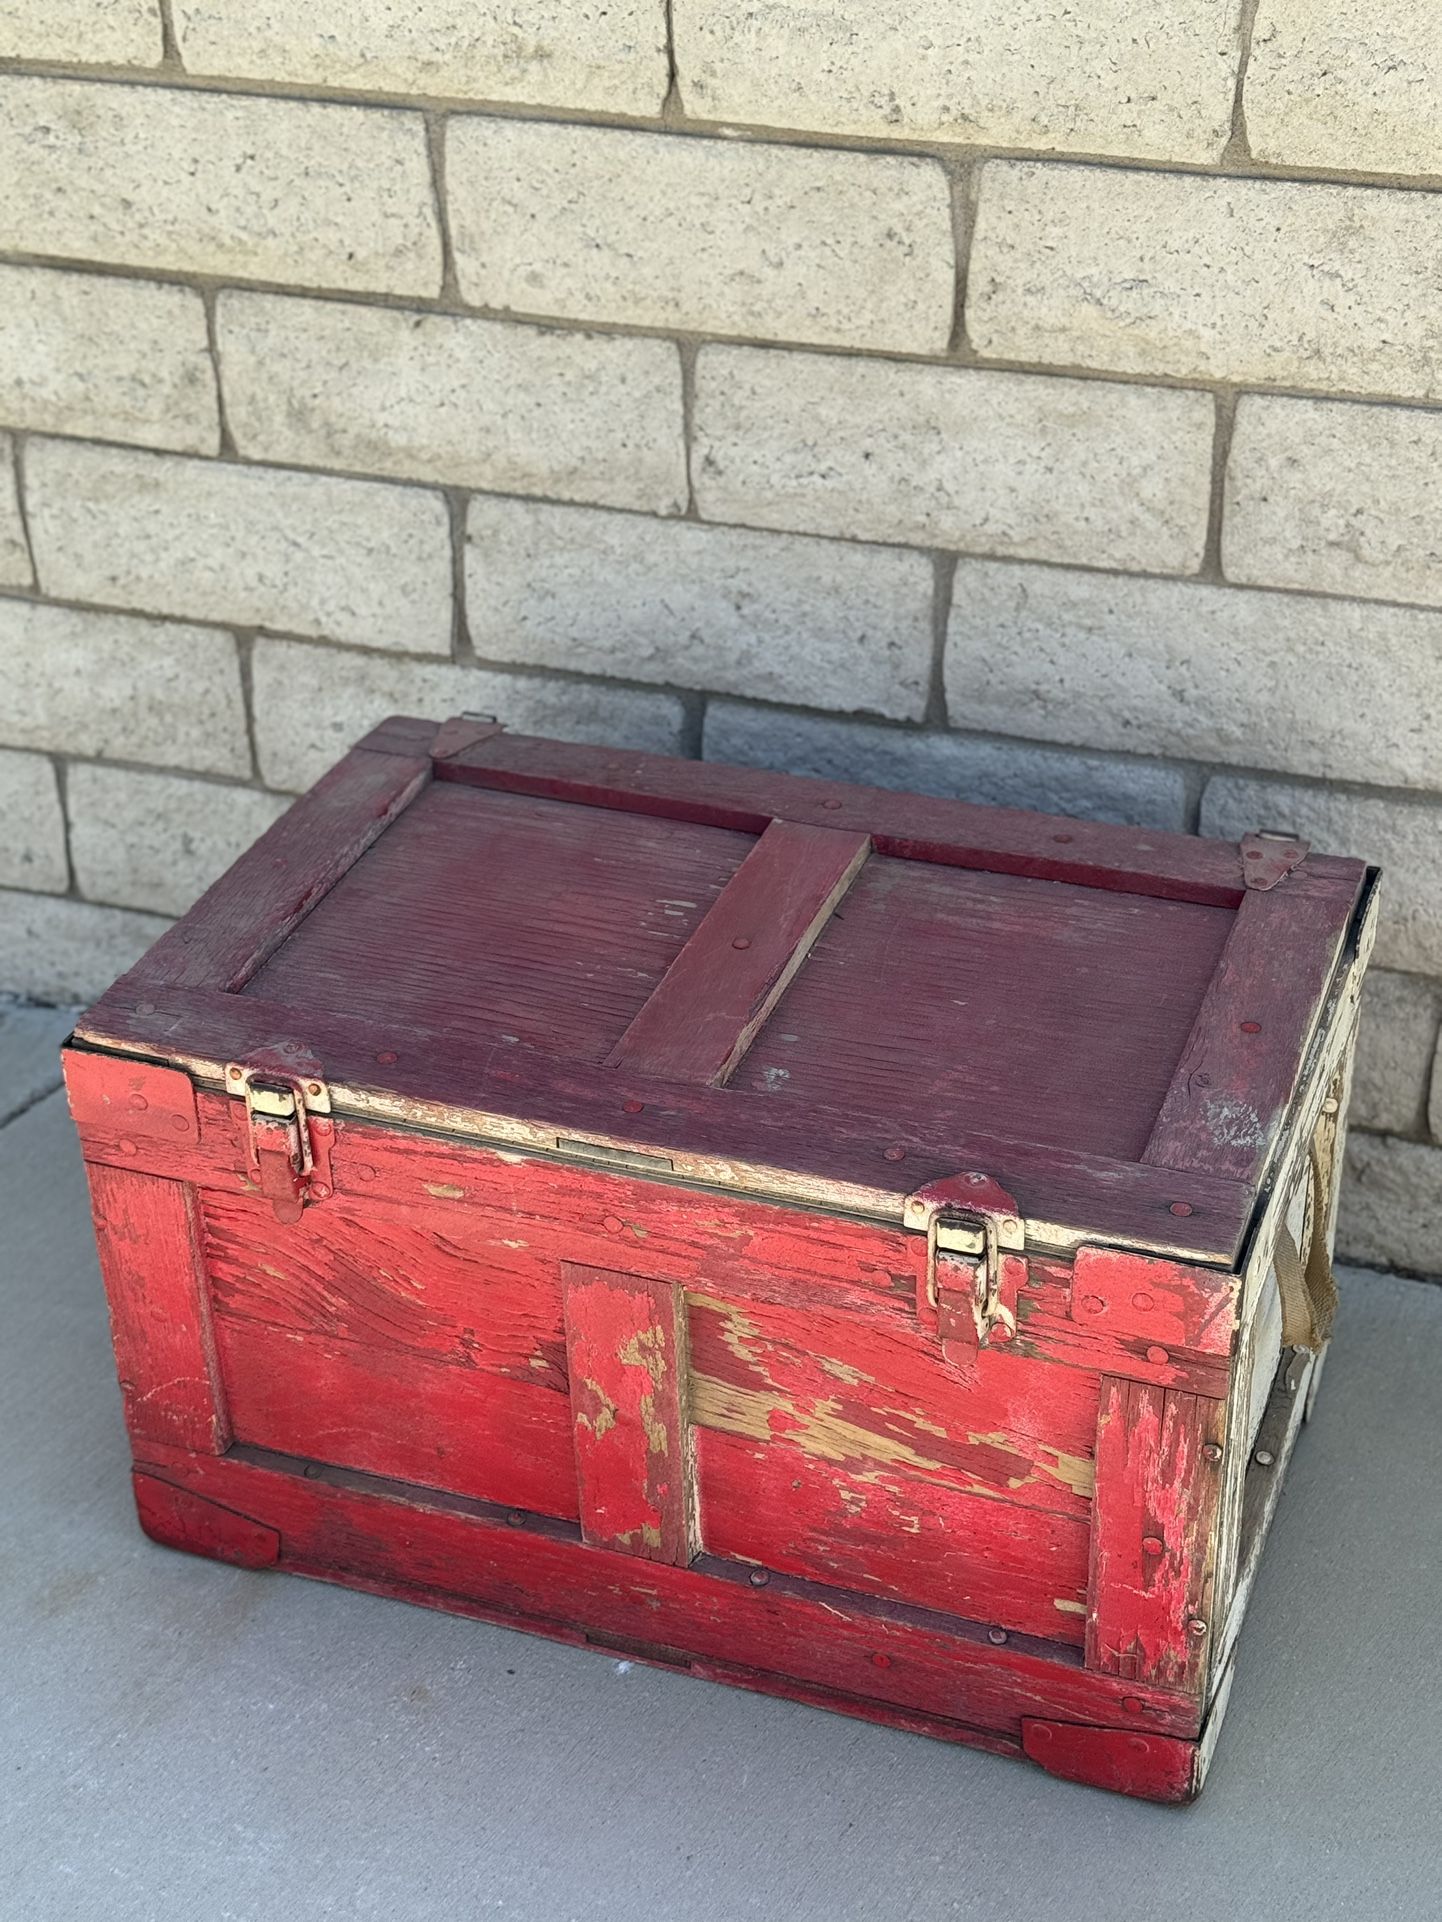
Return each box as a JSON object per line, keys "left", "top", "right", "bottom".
{"left": 310, "top": 1183, "right": 331, "bottom": 1201}
{"left": 1169, "top": 1201, "right": 1194, "bottom": 1218}
{"left": 117, "top": 1138, "right": 137, "bottom": 1156}
{"left": 1079, "top": 1294, "right": 1106, "bottom": 1315}
{"left": 1255, "top": 1448, "right": 1275, "bottom": 1467}
{"left": 1052, "top": 833, "right": 1074, "bottom": 844}
{"left": 883, "top": 1145, "right": 906, "bottom": 1162}
{"left": 172, "top": 1114, "right": 188, "bottom": 1133}
{"left": 1142, "top": 1535, "right": 1165, "bottom": 1556}
{"left": 821, "top": 799, "right": 843, "bottom": 810}
{"left": 1146, "top": 1345, "right": 1169, "bottom": 1365}
{"left": 128, "top": 1093, "right": 148, "bottom": 1111}
{"left": 1202, "top": 1442, "right": 1223, "bottom": 1464}
{"left": 376, "top": 1050, "right": 398, "bottom": 1064}
{"left": 355, "top": 1164, "right": 377, "bottom": 1182}
{"left": 623, "top": 1099, "right": 644, "bottom": 1114}
{"left": 304, "top": 1463, "right": 322, "bottom": 1479}
{"left": 135, "top": 1001, "right": 155, "bottom": 1015}
{"left": 1245, "top": 849, "right": 1262, "bottom": 861}
{"left": 507, "top": 1511, "right": 525, "bottom": 1528}
{"left": 1241, "top": 1020, "right": 1262, "bottom": 1034}
{"left": 732, "top": 936, "right": 751, "bottom": 950}
{"left": 1131, "top": 1290, "right": 1154, "bottom": 1311}
{"left": 1122, "top": 1696, "right": 1145, "bottom": 1715}
{"left": 307, "top": 1081, "right": 322, "bottom": 1097}
{"left": 749, "top": 1570, "right": 769, "bottom": 1587}
{"left": 990, "top": 1323, "right": 1014, "bottom": 1344}
{"left": 228, "top": 1066, "right": 244, "bottom": 1081}
{"left": 311, "top": 1117, "right": 332, "bottom": 1135}
{"left": 1188, "top": 1619, "right": 1208, "bottom": 1638}
{"left": 871, "top": 1653, "right": 892, "bottom": 1668}
{"left": 988, "top": 1627, "right": 1008, "bottom": 1645}
{"left": 603, "top": 1215, "right": 623, "bottom": 1233}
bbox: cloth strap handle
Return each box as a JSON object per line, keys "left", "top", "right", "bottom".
{"left": 1272, "top": 1141, "right": 1339, "bottom": 1352}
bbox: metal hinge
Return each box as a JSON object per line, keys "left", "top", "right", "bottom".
{"left": 225, "top": 1063, "right": 334, "bottom": 1223}
{"left": 903, "top": 1174, "right": 1025, "bottom": 1356}
{"left": 1240, "top": 829, "right": 1310, "bottom": 891}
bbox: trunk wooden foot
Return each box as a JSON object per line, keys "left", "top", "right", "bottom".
{"left": 1021, "top": 1718, "right": 1202, "bottom": 1803}
{"left": 134, "top": 1470, "right": 280, "bottom": 1570}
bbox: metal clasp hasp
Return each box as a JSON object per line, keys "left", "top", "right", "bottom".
{"left": 903, "top": 1173, "right": 1025, "bottom": 1354}
{"left": 225, "top": 1062, "right": 334, "bottom": 1224}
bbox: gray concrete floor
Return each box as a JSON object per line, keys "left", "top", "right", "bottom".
{"left": 4, "top": 1018, "right": 1442, "bottom": 1922}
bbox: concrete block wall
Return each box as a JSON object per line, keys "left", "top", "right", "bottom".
{"left": 0, "top": 2, "right": 1438, "bottom": 1274}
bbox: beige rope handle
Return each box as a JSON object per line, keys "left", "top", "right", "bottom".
{"left": 1272, "top": 1141, "right": 1339, "bottom": 1352}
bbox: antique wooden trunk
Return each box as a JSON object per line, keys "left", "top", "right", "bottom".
{"left": 64, "top": 717, "right": 1377, "bottom": 1803}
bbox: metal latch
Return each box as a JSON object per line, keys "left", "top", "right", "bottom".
{"left": 225, "top": 1063, "right": 334, "bottom": 1223}
{"left": 903, "top": 1174, "right": 1025, "bottom": 1357}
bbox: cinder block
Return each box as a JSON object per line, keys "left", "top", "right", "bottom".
{"left": 219, "top": 292, "right": 686, "bottom": 515}
{"left": 0, "top": 76, "right": 441, "bottom": 297}
{"left": 1246, "top": 2, "right": 1442, "bottom": 176}
{"left": 946, "top": 561, "right": 1442, "bottom": 790}
{"left": 702, "top": 702, "right": 1190, "bottom": 830}
{"left": 250, "top": 637, "right": 688, "bottom": 792}
{"left": 25, "top": 440, "right": 453, "bottom": 657}
{"left": 447, "top": 117, "right": 954, "bottom": 354}
{"left": 0, "top": 599, "right": 250, "bottom": 776}
{"left": 1201, "top": 776, "right": 1442, "bottom": 976}
{"left": 465, "top": 496, "right": 935, "bottom": 720}
{"left": 175, "top": 0, "right": 669, "bottom": 114}
{"left": 969, "top": 161, "right": 1442, "bottom": 401}
{"left": 0, "top": 891, "right": 170, "bottom": 1005}
{"left": 68, "top": 765, "right": 289, "bottom": 916}
{"left": 1338, "top": 1133, "right": 1442, "bottom": 1278}
{"left": 0, "top": 750, "right": 67, "bottom": 894}
{"left": 675, "top": 0, "right": 1243, "bottom": 163}
{"left": 694, "top": 345, "right": 1212, "bottom": 575}
{"left": 0, "top": 0, "right": 161, "bottom": 64}
{"left": 1350, "top": 970, "right": 1441, "bottom": 1139}
{"left": 0, "top": 263, "right": 218, "bottom": 455}
{"left": 1226, "top": 394, "right": 1442, "bottom": 609}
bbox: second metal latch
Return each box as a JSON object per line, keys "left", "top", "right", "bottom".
{"left": 903, "top": 1174, "right": 1026, "bottom": 1356}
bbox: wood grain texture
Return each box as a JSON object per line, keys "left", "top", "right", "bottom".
{"left": 687, "top": 1288, "right": 1096, "bottom": 1517}
{"left": 694, "top": 1427, "right": 1089, "bottom": 1645}
{"left": 213, "top": 1314, "right": 579, "bottom": 1520}
{"left": 130, "top": 1445, "right": 1205, "bottom": 1741}
{"left": 200, "top": 1188, "right": 569, "bottom": 1391}
{"left": 69, "top": 995, "right": 1257, "bottom": 1263}
{"left": 563, "top": 1264, "right": 693, "bottom": 1564}
{"left": 246, "top": 784, "right": 753, "bottom": 1065}
{"left": 1086, "top": 1378, "right": 1226, "bottom": 1692}
{"left": 84, "top": 1162, "right": 228, "bottom": 1454}
{"left": 125, "top": 742, "right": 433, "bottom": 993}
{"left": 1143, "top": 875, "right": 1364, "bottom": 1185}
{"left": 436, "top": 732, "right": 1362, "bottom": 906}
{"left": 605, "top": 819, "right": 870, "bottom": 1086}
{"left": 731, "top": 851, "right": 1233, "bottom": 1162}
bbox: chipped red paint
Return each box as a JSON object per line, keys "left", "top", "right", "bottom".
{"left": 1086, "top": 1379, "right": 1226, "bottom": 1692}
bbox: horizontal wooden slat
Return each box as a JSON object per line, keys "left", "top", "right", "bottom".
{"left": 606, "top": 819, "right": 870, "bottom": 1085}
{"left": 213, "top": 1314, "right": 578, "bottom": 1521}
{"left": 694, "top": 1427, "right": 1090, "bottom": 1645}
{"left": 132, "top": 1445, "right": 1207, "bottom": 1737}
{"left": 70, "top": 988, "right": 1257, "bottom": 1262}
{"left": 434, "top": 731, "right": 1366, "bottom": 908}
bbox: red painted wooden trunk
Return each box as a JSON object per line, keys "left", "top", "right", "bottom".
{"left": 64, "top": 718, "right": 1377, "bottom": 1803}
